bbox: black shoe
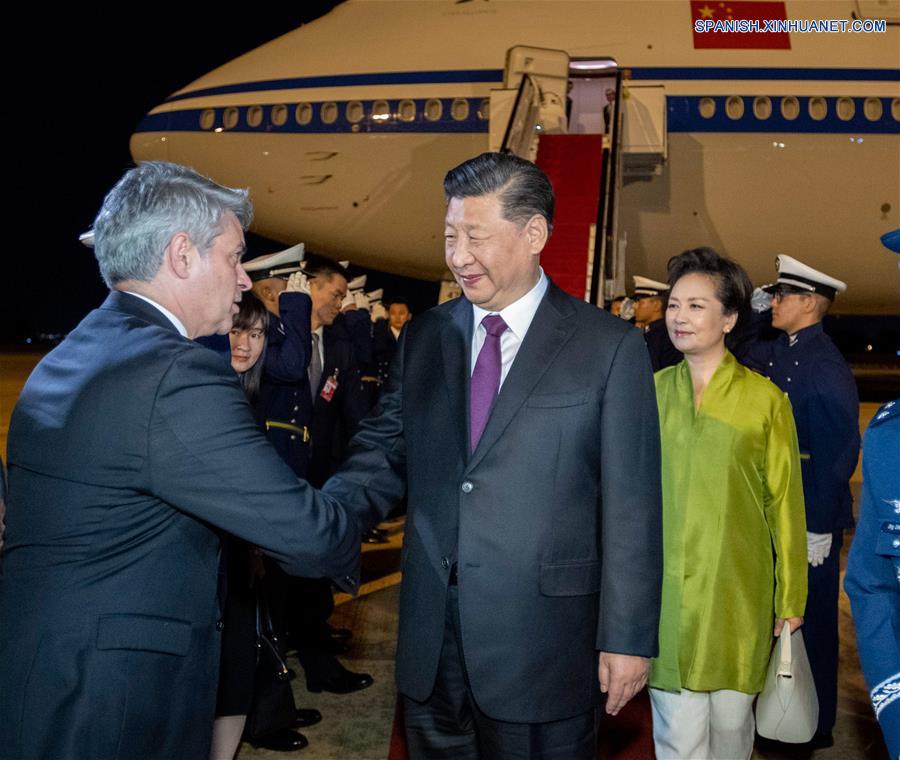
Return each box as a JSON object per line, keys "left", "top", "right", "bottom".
{"left": 306, "top": 663, "right": 374, "bottom": 694}
{"left": 294, "top": 708, "right": 322, "bottom": 728}
{"left": 253, "top": 728, "right": 309, "bottom": 752}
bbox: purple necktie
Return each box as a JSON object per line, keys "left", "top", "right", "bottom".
{"left": 470, "top": 314, "right": 508, "bottom": 452}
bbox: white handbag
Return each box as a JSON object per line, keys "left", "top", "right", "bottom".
{"left": 755, "top": 626, "right": 819, "bottom": 742}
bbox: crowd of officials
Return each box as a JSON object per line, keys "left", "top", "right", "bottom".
{"left": 0, "top": 154, "right": 896, "bottom": 760}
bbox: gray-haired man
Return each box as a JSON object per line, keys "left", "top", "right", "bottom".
{"left": 0, "top": 162, "right": 360, "bottom": 759}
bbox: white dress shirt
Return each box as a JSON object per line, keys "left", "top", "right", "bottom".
{"left": 470, "top": 269, "right": 548, "bottom": 388}
{"left": 123, "top": 291, "right": 188, "bottom": 338}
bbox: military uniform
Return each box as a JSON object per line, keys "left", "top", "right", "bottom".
{"left": 750, "top": 255, "right": 861, "bottom": 741}
{"left": 258, "top": 292, "right": 313, "bottom": 478}
{"left": 845, "top": 400, "right": 900, "bottom": 760}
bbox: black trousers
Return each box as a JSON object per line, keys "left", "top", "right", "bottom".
{"left": 403, "top": 585, "right": 598, "bottom": 760}
{"left": 804, "top": 530, "right": 843, "bottom": 734}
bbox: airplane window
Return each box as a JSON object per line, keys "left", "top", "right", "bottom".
{"left": 891, "top": 98, "right": 899, "bottom": 122}
{"left": 321, "top": 102, "right": 338, "bottom": 125}
{"left": 698, "top": 98, "right": 716, "bottom": 119}
{"left": 478, "top": 98, "right": 490, "bottom": 120}
{"left": 725, "top": 96, "right": 745, "bottom": 120}
{"left": 296, "top": 103, "right": 313, "bottom": 125}
{"left": 780, "top": 96, "right": 800, "bottom": 121}
{"left": 271, "top": 104, "right": 288, "bottom": 127}
{"left": 808, "top": 97, "right": 827, "bottom": 121}
{"left": 752, "top": 97, "right": 772, "bottom": 120}
{"left": 425, "top": 99, "right": 443, "bottom": 122}
{"left": 247, "top": 106, "right": 264, "bottom": 128}
{"left": 346, "top": 101, "right": 364, "bottom": 123}
{"left": 451, "top": 98, "right": 470, "bottom": 121}
{"left": 863, "top": 98, "right": 883, "bottom": 122}
{"left": 398, "top": 99, "right": 416, "bottom": 122}
{"left": 371, "top": 101, "right": 391, "bottom": 122}
{"left": 223, "top": 107, "right": 239, "bottom": 130}
{"left": 200, "top": 110, "right": 216, "bottom": 130}
{"left": 836, "top": 97, "right": 855, "bottom": 122}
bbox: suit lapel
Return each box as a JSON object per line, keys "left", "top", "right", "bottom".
{"left": 441, "top": 297, "right": 473, "bottom": 464}
{"left": 102, "top": 290, "right": 182, "bottom": 333}
{"left": 466, "top": 283, "right": 577, "bottom": 472}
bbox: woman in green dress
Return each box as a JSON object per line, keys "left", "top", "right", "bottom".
{"left": 648, "top": 248, "right": 807, "bottom": 760}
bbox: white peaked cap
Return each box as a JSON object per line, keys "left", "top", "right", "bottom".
{"left": 768, "top": 254, "right": 847, "bottom": 300}
{"left": 632, "top": 275, "right": 669, "bottom": 297}
{"left": 243, "top": 243, "right": 305, "bottom": 280}
{"left": 366, "top": 288, "right": 384, "bottom": 301}
{"left": 338, "top": 260, "right": 350, "bottom": 269}
{"left": 347, "top": 274, "right": 367, "bottom": 291}
{"left": 79, "top": 230, "right": 95, "bottom": 248}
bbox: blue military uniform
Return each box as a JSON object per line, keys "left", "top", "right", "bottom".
{"left": 258, "top": 292, "right": 313, "bottom": 477}
{"left": 749, "top": 251, "right": 861, "bottom": 743}
{"left": 845, "top": 401, "right": 900, "bottom": 759}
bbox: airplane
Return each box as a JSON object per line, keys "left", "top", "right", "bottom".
{"left": 129, "top": 0, "right": 900, "bottom": 316}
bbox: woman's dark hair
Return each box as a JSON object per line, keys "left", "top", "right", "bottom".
{"left": 666, "top": 247, "right": 753, "bottom": 347}
{"left": 231, "top": 290, "right": 269, "bottom": 402}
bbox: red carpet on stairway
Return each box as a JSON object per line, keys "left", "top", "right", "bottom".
{"left": 534, "top": 133, "right": 605, "bottom": 300}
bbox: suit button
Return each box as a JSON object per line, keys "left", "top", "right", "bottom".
{"left": 344, "top": 576, "right": 356, "bottom": 587}
{"left": 893, "top": 539, "right": 900, "bottom": 549}
{"left": 290, "top": 435, "right": 297, "bottom": 440}
{"left": 290, "top": 418, "right": 296, "bottom": 424}
{"left": 293, "top": 406, "right": 299, "bottom": 411}
{"left": 787, "top": 377, "right": 792, "bottom": 382}
{"left": 461, "top": 481, "right": 473, "bottom": 493}
{"left": 441, "top": 557, "right": 450, "bottom": 569}
{"left": 216, "top": 619, "right": 224, "bottom": 631}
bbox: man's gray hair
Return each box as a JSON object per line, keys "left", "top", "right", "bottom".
{"left": 91, "top": 161, "right": 253, "bottom": 288}
{"left": 443, "top": 152, "right": 554, "bottom": 235}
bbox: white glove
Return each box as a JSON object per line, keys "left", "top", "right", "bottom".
{"left": 340, "top": 291, "right": 356, "bottom": 311}
{"left": 370, "top": 301, "right": 387, "bottom": 322}
{"left": 751, "top": 286, "right": 773, "bottom": 313}
{"left": 807, "top": 532, "right": 832, "bottom": 567}
{"left": 284, "top": 271, "right": 310, "bottom": 295}
{"left": 354, "top": 290, "right": 370, "bottom": 310}
{"left": 619, "top": 297, "right": 635, "bottom": 321}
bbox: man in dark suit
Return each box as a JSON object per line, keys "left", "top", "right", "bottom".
{"left": 325, "top": 152, "right": 662, "bottom": 759}
{"left": 0, "top": 162, "right": 360, "bottom": 759}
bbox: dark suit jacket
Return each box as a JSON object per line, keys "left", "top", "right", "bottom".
{"left": 0, "top": 292, "right": 360, "bottom": 759}
{"left": 308, "top": 321, "right": 367, "bottom": 488}
{"left": 326, "top": 281, "right": 662, "bottom": 723}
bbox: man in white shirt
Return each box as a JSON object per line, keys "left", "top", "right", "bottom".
{"left": 325, "top": 152, "right": 662, "bottom": 759}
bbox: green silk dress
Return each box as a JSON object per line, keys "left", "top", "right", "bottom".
{"left": 649, "top": 351, "right": 808, "bottom": 695}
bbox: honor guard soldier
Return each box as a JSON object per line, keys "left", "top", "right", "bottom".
{"left": 751, "top": 254, "right": 861, "bottom": 749}
{"left": 245, "top": 244, "right": 313, "bottom": 478}
{"left": 844, "top": 229, "right": 900, "bottom": 760}
{"left": 632, "top": 275, "right": 682, "bottom": 372}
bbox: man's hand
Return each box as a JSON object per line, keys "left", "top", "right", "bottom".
{"left": 751, "top": 286, "right": 773, "bottom": 313}
{"left": 598, "top": 652, "right": 649, "bottom": 716}
{"left": 773, "top": 616, "right": 803, "bottom": 637}
{"left": 284, "top": 271, "right": 311, "bottom": 295}
{"left": 807, "top": 531, "right": 832, "bottom": 567}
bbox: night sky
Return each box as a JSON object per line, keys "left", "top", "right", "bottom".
{"left": 4, "top": 2, "right": 431, "bottom": 344}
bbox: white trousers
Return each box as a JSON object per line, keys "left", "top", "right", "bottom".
{"left": 649, "top": 687, "right": 756, "bottom": 760}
